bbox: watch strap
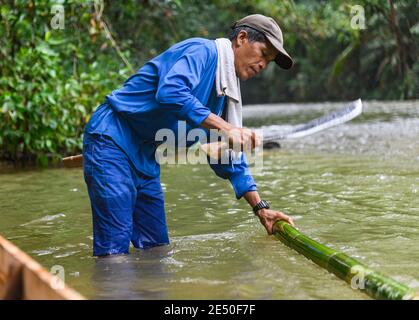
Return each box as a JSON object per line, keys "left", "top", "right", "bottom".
{"left": 253, "top": 200, "right": 270, "bottom": 214}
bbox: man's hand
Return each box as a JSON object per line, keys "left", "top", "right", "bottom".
{"left": 201, "top": 113, "right": 260, "bottom": 151}
{"left": 224, "top": 127, "right": 261, "bottom": 151}
{"left": 256, "top": 209, "right": 295, "bottom": 235}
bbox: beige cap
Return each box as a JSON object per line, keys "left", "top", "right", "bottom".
{"left": 232, "top": 14, "right": 293, "bottom": 69}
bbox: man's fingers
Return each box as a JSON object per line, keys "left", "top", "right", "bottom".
{"left": 258, "top": 211, "right": 296, "bottom": 234}
{"left": 284, "top": 216, "right": 295, "bottom": 227}
{"left": 226, "top": 128, "right": 260, "bottom": 151}
{"left": 266, "top": 223, "right": 273, "bottom": 235}
{"left": 250, "top": 131, "right": 262, "bottom": 149}
{"left": 250, "top": 132, "right": 257, "bottom": 149}
{"left": 277, "top": 214, "right": 295, "bottom": 227}
{"left": 289, "top": 218, "right": 295, "bottom": 227}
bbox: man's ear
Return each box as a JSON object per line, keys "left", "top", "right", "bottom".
{"left": 236, "top": 30, "right": 248, "bottom": 47}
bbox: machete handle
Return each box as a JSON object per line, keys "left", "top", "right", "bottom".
{"left": 62, "top": 154, "right": 83, "bottom": 168}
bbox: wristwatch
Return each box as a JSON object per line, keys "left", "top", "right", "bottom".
{"left": 253, "top": 200, "right": 270, "bottom": 215}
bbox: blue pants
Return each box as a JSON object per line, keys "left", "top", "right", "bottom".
{"left": 83, "top": 134, "right": 169, "bottom": 256}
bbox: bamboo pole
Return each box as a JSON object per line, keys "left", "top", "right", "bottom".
{"left": 273, "top": 221, "right": 419, "bottom": 300}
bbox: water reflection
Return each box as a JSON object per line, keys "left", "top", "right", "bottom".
{"left": 91, "top": 246, "right": 173, "bottom": 299}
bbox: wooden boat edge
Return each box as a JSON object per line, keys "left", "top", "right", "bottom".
{"left": 0, "top": 235, "right": 85, "bottom": 300}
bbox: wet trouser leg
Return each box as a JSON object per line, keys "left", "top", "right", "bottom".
{"left": 83, "top": 133, "right": 169, "bottom": 256}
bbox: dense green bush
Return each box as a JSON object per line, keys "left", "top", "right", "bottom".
{"left": 0, "top": 0, "right": 130, "bottom": 165}
{"left": 0, "top": 0, "right": 417, "bottom": 166}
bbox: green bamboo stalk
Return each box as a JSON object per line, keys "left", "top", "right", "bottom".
{"left": 273, "top": 221, "right": 419, "bottom": 300}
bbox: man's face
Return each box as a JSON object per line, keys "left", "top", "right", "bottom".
{"left": 233, "top": 31, "right": 279, "bottom": 81}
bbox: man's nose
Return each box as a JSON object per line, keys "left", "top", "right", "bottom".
{"left": 258, "top": 60, "right": 267, "bottom": 71}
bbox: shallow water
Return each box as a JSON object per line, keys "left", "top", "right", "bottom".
{"left": 0, "top": 100, "right": 418, "bottom": 299}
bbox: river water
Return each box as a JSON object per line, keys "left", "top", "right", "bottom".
{"left": 0, "top": 100, "right": 418, "bottom": 299}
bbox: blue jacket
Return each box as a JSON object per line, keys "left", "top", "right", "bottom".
{"left": 85, "top": 38, "right": 257, "bottom": 199}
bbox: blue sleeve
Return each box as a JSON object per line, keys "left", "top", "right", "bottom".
{"left": 208, "top": 151, "right": 257, "bottom": 200}
{"left": 155, "top": 45, "right": 212, "bottom": 128}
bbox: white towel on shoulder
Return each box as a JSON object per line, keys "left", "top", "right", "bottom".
{"left": 214, "top": 38, "right": 242, "bottom": 128}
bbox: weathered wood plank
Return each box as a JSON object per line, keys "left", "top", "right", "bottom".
{"left": 0, "top": 235, "right": 85, "bottom": 300}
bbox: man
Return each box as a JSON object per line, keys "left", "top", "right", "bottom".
{"left": 83, "top": 14, "right": 295, "bottom": 257}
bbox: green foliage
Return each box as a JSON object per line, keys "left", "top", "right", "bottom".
{"left": 242, "top": 0, "right": 418, "bottom": 103}
{"left": 0, "top": 0, "right": 418, "bottom": 166}
{"left": 0, "top": 0, "right": 129, "bottom": 165}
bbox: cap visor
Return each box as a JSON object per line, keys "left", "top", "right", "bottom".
{"left": 275, "top": 51, "right": 293, "bottom": 69}
{"left": 266, "top": 35, "right": 293, "bottom": 69}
